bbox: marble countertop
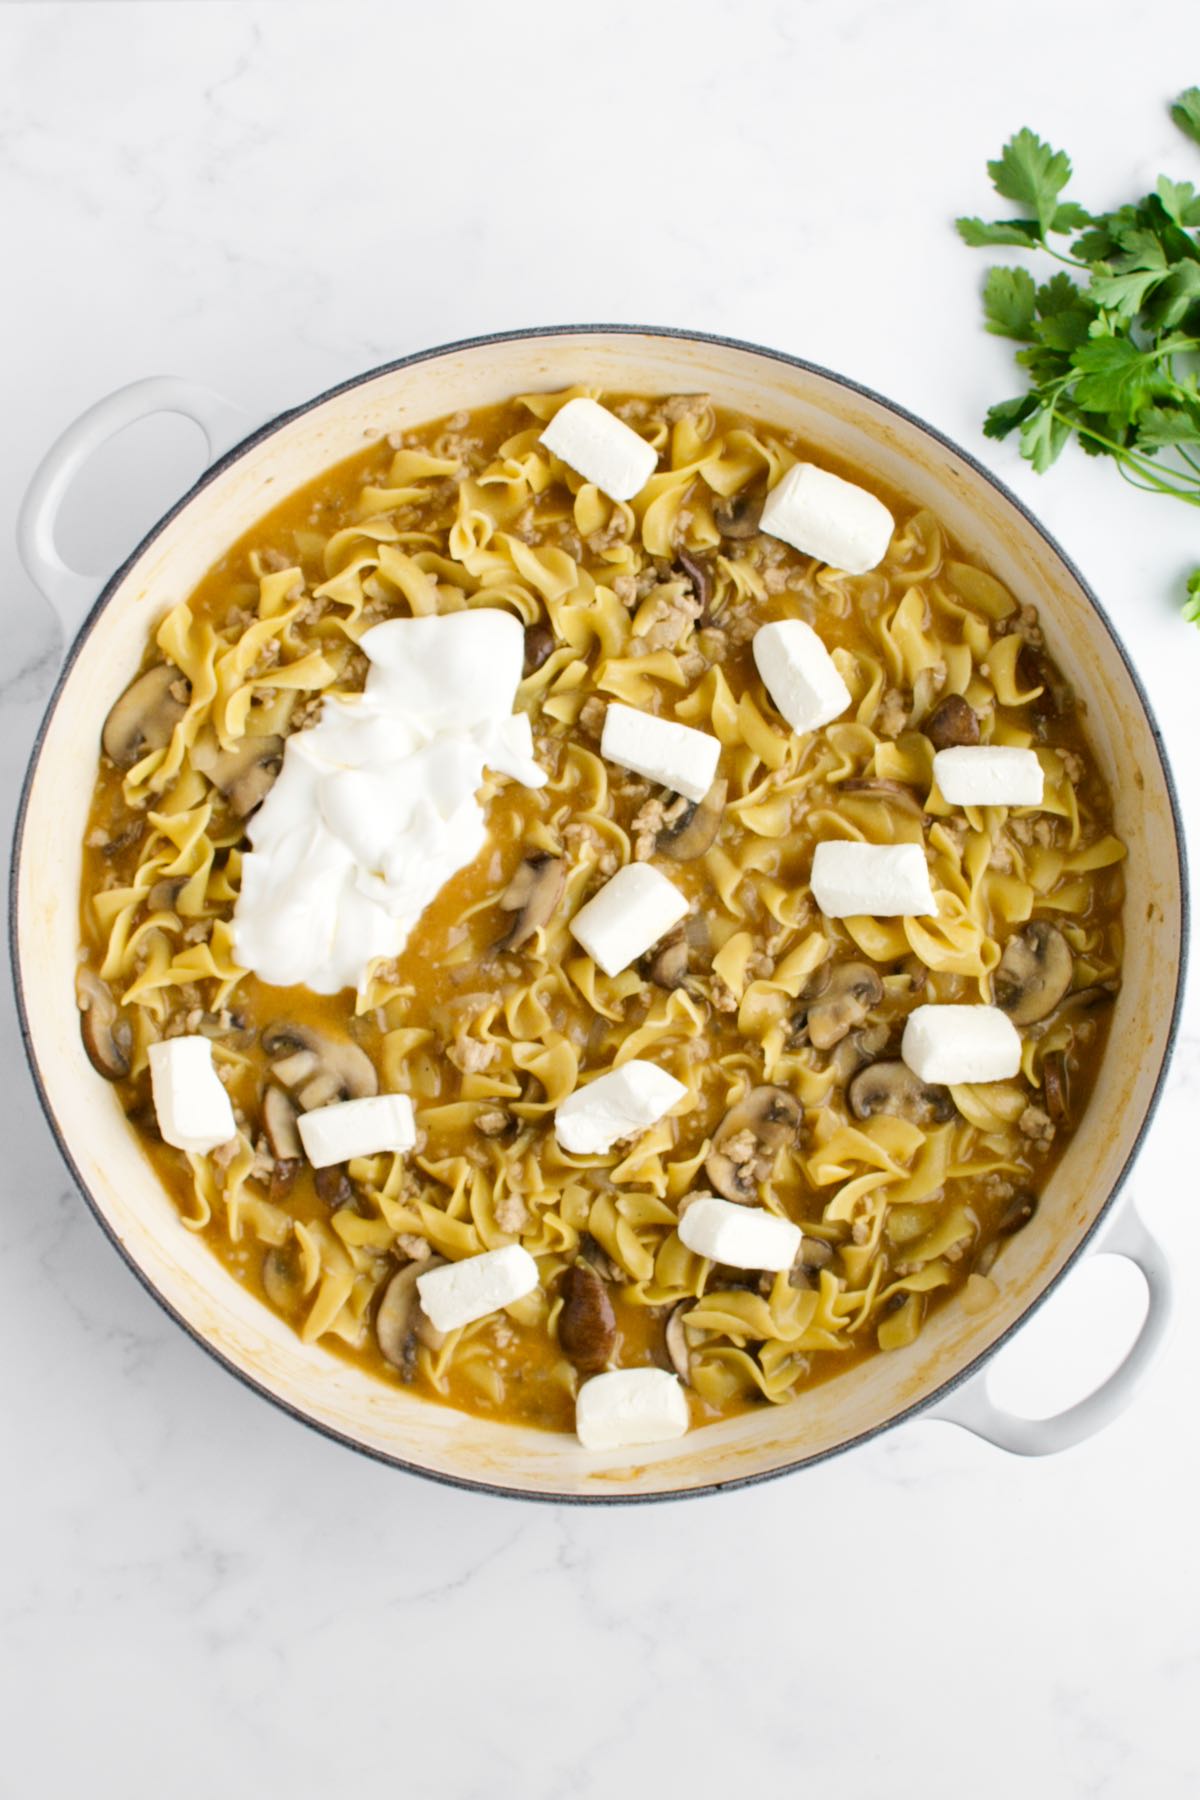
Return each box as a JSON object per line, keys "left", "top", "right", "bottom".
{"left": 2, "top": 3, "right": 1197, "bottom": 1794}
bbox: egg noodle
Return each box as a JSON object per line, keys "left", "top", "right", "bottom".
{"left": 78, "top": 389, "right": 1125, "bottom": 1432}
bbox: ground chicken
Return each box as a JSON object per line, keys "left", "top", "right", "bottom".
{"left": 1019, "top": 1104, "right": 1056, "bottom": 1146}
{"left": 875, "top": 688, "right": 909, "bottom": 737}
{"left": 578, "top": 696, "right": 607, "bottom": 738}
{"left": 493, "top": 1191, "right": 529, "bottom": 1234}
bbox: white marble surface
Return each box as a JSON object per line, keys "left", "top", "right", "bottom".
{"left": 2, "top": 3, "right": 1198, "bottom": 1794}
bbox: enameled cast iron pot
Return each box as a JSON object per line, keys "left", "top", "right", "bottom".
{"left": 11, "top": 327, "right": 1189, "bottom": 1500}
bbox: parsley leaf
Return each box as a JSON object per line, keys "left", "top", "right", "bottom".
{"left": 959, "top": 92, "right": 1200, "bottom": 623}
{"left": 987, "top": 130, "right": 1073, "bottom": 235}
{"left": 1171, "top": 87, "right": 1200, "bottom": 148}
{"left": 983, "top": 267, "right": 1038, "bottom": 339}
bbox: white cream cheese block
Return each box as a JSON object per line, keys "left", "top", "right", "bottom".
{"left": 539, "top": 397, "right": 658, "bottom": 502}
{"left": 678, "top": 1195, "right": 802, "bottom": 1271}
{"left": 569, "top": 862, "right": 689, "bottom": 977}
{"left": 555, "top": 1059, "right": 688, "bottom": 1156}
{"left": 752, "top": 619, "right": 852, "bottom": 735}
{"left": 296, "top": 1092, "right": 417, "bottom": 1168}
{"left": 416, "top": 1244, "right": 539, "bottom": 1334}
{"left": 901, "top": 1004, "right": 1022, "bottom": 1085}
{"left": 147, "top": 1036, "right": 237, "bottom": 1155}
{"left": 600, "top": 702, "right": 720, "bottom": 803}
{"left": 759, "top": 463, "right": 895, "bottom": 574}
{"left": 810, "top": 841, "right": 936, "bottom": 917}
{"left": 575, "top": 1367, "right": 690, "bottom": 1450}
{"left": 933, "top": 745, "right": 1045, "bottom": 808}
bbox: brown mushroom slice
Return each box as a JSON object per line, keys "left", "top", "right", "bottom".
{"left": 314, "top": 1164, "right": 354, "bottom": 1209}
{"left": 145, "top": 876, "right": 186, "bottom": 914}
{"left": 557, "top": 1263, "right": 617, "bottom": 1373}
{"left": 192, "top": 732, "right": 284, "bottom": 818}
{"left": 1042, "top": 1050, "right": 1069, "bottom": 1123}
{"left": 1017, "top": 643, "right": 1072, "bottom": 725}
{"left": 997, "top": 1188, "right": 1038, "bottom": 1235}
{"left": 262, "top": 1244, "right": 304, "bottom": 1314}
{"left": 261, "top": 1021, "right": 378, "bottom": 1108}
{"left": 848, "top": 1061, "right": 955, "bottom": 1126}
{"left": 924, "top": 693, "right": 981, "bottom": 750}
{"left": 76, "top": 967, "right": 132, "bottom": 1081}
{"left": 993, "top": 920, "right": 1074, "bottom": 1026}
{"left": 376, "top": 1257, "right": 447, "bottom": 1372}
{"left": 665, "top": 1301, "right": 693, "bottom": 1384}
{"left": 496, "top": 853, "right": 566, "bottom": 952}
{"left": 642, "top": 926, "right": 688, "bottom": 989}
{"left": 675, "top": 548, "right": 713, "bottom": 621}
{"left": 263, "top": 1084, "right": 303, "bottom": 1161}
{"left": 656, "top": 777, "right": 726, "bottom": 862}
{"left": 805, "top": 961, "right": 885, "bottom": 1051}
{"left": 705, "top": 1084, "right": 803, "bottom": 1203}
{"left": 101, "top": 663, "right": 189, "bottom": 768}
{"left": 841, "top": 778, "right": 923, "bottom": 816}
{"left": 712, "top": 488, "right": 764, "bottom": 539}
{"left": 522, "top": 622, "right": 555, "bottom": 677}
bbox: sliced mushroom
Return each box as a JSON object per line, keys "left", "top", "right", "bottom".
{"left": 841, "top": 778, "right": 923, "bottom": 816}
{"left": 101, "top": 663, "right": 189, "bottom": 768}
{"left": 797, "top": 1235, "right": 834, "bottom": 1273}
{"left": 76, "top": 967, "right": 132, "bottom": 1081}
{"left": 712, "top": 488, "right": 763, "bottom": 540}
{"left": 146, "top": 876, "right": 186, "bottom": 914}
{"left": 263, "top": 1084, "right": 302, "bottom": 1161}
{"left": 993, "top": 921, "right": 1074, "bottom": 1025}
{"left": 805, "top": 961, "right": 885, "bottom": 1051}
{"left": 665, "top": 1301, "right": 693, "bottom": 1384}
{"left": 924, "top": 693, "right": 981, "bottom": 750}
{"left": 376, "top": 1257, "right": 447, "bottom": 1373}
{"left": 269, "top": 1161, "right": 300, "bottom": 1204}
{"left": 523, "top": 622, "right": 555, "bottom": 677}
{"left": 656, "top": 777, "right": 726, "bottom": 862}
{"left": 192, "top": 732, "right": 284, "bottom": 818}
{"left": 261, "top": 1021, "right": 378, "bottom": 1109}
{"left": 314, "top": 1165, "right": 353, "bottom": 1208}
{"left": 675, "top": 549, "right": 712, "bottom": 621}
{"left": 705, "top": 1084, "right": 803, "bottom": 1203}
{"left": 496, "top": 854, "right": 566, "bottom": 952}
{"left": 557, "top": 1262, "right": 617, "bottom": 1373}
{"left": 262, "top": 1244, "right": 303, "bottom": 1314}
{"left": 642, "top": 926, "right": 688, "bottom": 989}
{"left": 997, "top": 1188, "right": 1038, "bottom": 1235}
{"left": 848, "top": 1061, "right": 955, "bottom": 1126}
{"left": 1042, "top": 1050, "right": 1069, "bottom": 1123}
{"left": 100, "top": 819, "right": 145, "bottom": 861}
{"left": 1017, "top": 642, "right": 1072, "bottom": 726}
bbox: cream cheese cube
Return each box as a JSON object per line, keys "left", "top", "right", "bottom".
{"left": 148, "top": 1036, "right": 237, "bottom": 1155}
{"left": 416, "top": 1244, "right": 539, "bottom": 1334}
{"left": 901, "top": 1004, "right": 1022, "bottom": 1085}
{"left": 760, "top": 463, "right": 895, "bottom": 574}
{"left": 575, "top": 1368, "right": 690, "bottom": 1451}
{"left": 539, "top": 397, "right": 658, "bottom": 502}
{"left": 678, "top": 1195, "right": 802, "bottom": 1271}
{"left": 296, "top": 1092, "right": 416, "bottom": 1168}
{"left": 934, "top": 745, "right": 1045, "bottom": 808}
{"left": 600, "top": 703, "right": 720, "bottom": 803}
{"left": 555, "top": 1059, "right": 688, "bottom": 1155}
{"left": 569, "top": 862, "right": 689, "bottom": 978}
{"left": 752, "top": 619, "right": 852, "bottom": 735}
{"left": 810, "top": 841, "right": 936, "bottom": 918}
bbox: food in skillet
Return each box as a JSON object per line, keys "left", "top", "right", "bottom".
{"left": 78, "top": 386, "right": 1124, "bottom": 1448}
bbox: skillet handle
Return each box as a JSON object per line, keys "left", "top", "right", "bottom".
{"left": 923, "top": 1197, "right": 1172, "bottom": 1454}
{"left": 16, "top": 376, "right": 250, "bottom": 645}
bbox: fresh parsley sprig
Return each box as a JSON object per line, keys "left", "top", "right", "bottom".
{"left": 957, "top": 88, "right": 1200, "bottom": 623}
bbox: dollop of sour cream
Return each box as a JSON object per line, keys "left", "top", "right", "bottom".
{"left": 232, "top": 609, "right": 546, "bottom": 994}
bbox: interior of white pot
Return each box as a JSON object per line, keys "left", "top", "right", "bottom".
{"left": 15, "top": 330, "right": 1185, "bottom": 1497}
